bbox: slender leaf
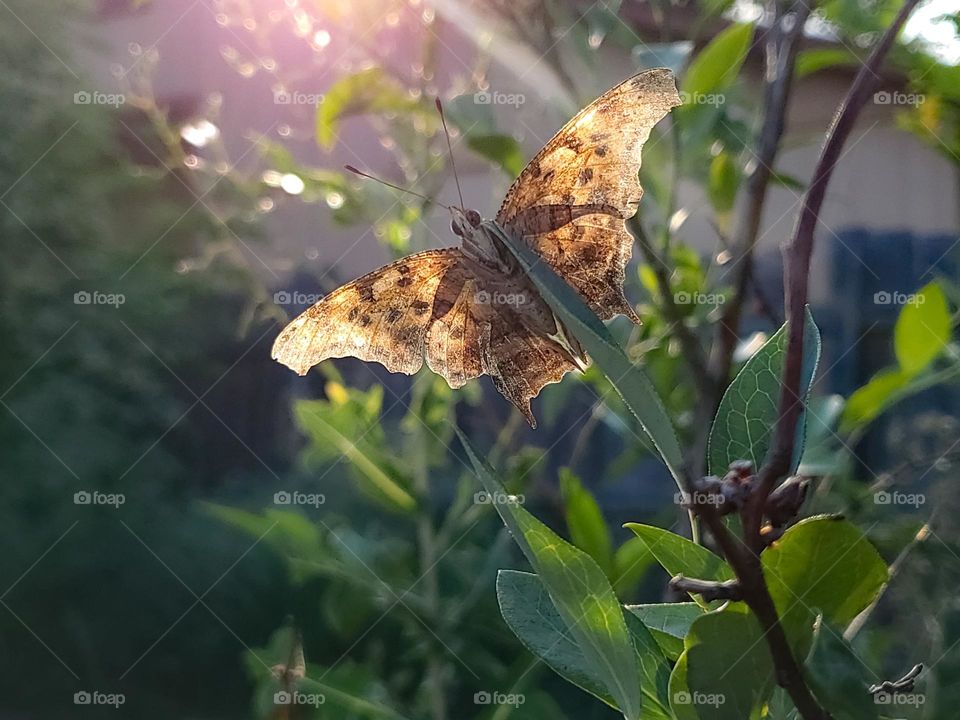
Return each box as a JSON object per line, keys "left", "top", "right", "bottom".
{"left": 625, "top": 603, "right": 703, "bottom": 660}
{"left": 894, "top": 281, "right": 951, "bottom": 376}
{"left": 497, "top": 570, "right": 672, "bottom": 718}
{"left": 458, "top": 430, "right": 643, "bottom": 719}
{"left": 684, "top": 610, "right": 775, "bottom": 720}
{"left": 466, "top": 133, "right": 525, "bottom": 177}
{"left": 560, "top": 469, "right": 613, "bottom": 576}
{"left": 624, "top": 524, "right": 734, "bottom": 609}
{"left": 804, "top": 616, "right": 879, "bottom": 720}
{"left": 681, "top": 23, "right": 754, "bottom": 98}
{"left": 492, "top": 223, "right": 685, "bottom": 488}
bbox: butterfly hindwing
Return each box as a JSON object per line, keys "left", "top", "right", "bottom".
{"left": 496, "top": 68, "right": 681, "bottom": 320}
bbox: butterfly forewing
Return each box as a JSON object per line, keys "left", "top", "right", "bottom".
{"left": 497, "top": 68, "right": 681, "bottom": 320}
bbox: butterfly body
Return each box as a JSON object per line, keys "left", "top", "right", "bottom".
{"left": 272, "top": 69, "right": 681, "bottom": 427}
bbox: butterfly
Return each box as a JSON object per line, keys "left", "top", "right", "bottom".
{"left": 272, "top": 68, "right": 681, "bottom": 427}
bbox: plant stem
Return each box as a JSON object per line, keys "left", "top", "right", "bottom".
{"left": 753, "top": 0, "right": 924, "bottom": 528}
{"left": 411, "top": 376, "right": 447, "bottom": 720}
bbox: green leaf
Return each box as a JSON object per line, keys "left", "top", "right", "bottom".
{"left": 624, "top": 524, "right": 734, "bottom": 608}
{"left": 795, "top": 48, "right": 860, "bottom": 78}
{"left": 492, "top": 223, "right": 685, "bottom": 488}
{"left": 685, "top": 610, "right": 775, "bottom": 720}
{"left": 894, "top": 281, "right": 951, "bottom": 376}
{"left": 458, "top": 430, "right": 643, "bottom": 719}
{"left": 560, "top": 468, "right": 613, "bottom": 576}
{"left": 295, "top": 400, "right": 417, "bottom": 513}
{"left": 762, "top": 516, "right": 888, "bottom": 636}
{"left": 497, "top": 570, "right": 672, "bottom": 717}
{"left": 497, "top": 569, "right": 617, "bottom": 708}
{"left": 707, "top": 151, "right": 740, "bottom": 214}
{"left": 315, "top": 68, "right": 422, "bottom": 150}
{"left": 708, "top": 309, "right": 821, "bottom": 476}
{"left": 839, "top": 367, "right": 909, "bottom": 432}
{"left": 669, "top": 652, "right": 699, "bottom": 720}
{"left": 804, "top": 616, "right": 879, "bottom": 720}
{"left": 797, "top": 395, "right": 846, "bottom": 476}
{"left": 612, "top": 537, "right": 655, "bottom": 597}
{"left": 466, "top": 133, "right": 526, "bottom": 177}
{"left": 625, "top": 603, "right": 703, "bottom": 660}
{"left": 681, "top": 23, "right": 754, "bottom": 99}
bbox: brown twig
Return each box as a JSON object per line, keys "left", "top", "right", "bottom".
{"left": 750, "top": 0, "right": 924, "bottom": 541}
{"left": 688, "top": 4, "right": 924, "bottom": 718}
{"left": 707, "top": 0, "right": 811, "bottom": 412}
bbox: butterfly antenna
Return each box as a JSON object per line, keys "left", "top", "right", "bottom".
{"left": 344, "top": 165, "right": 446, "bottom": 208}
{"left": 434, "top": 98, "right": 465, "bottom": 210}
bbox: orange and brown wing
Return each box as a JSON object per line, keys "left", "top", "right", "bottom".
{"left": 496, "top": 68, "right": 681, "bottom": 321}
{"left": 271, "top": 249, "right": 465, "bottom": 377}
{"left": 425, "top": 282, "right": 580, "bottom": 427}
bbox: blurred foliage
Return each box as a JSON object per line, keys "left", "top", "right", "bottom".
{"left": 3, "top": 0, "right": 959, "bottom": 718}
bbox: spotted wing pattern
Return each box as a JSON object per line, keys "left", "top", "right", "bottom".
{"left": 272, "top": 249, "right": 579, "bottom": 426}
{"left": 496, "top": 68, "right": 681, "bottom": 321}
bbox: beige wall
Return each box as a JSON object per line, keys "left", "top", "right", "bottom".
{"left": 84, "top": 2, "right": 959, "bottom": 300}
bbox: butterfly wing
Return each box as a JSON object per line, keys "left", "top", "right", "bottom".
{"left": 273, "top": 248, "right": 577, "bottom": 426}
{"left": 424, "top": 278, "right": 580, "bottom": 427}
{"left": 272, "top": 248, "right": 466, "bottom": 377}
{"left": 496, "top": 68, "right": 681, "bottom": 321}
